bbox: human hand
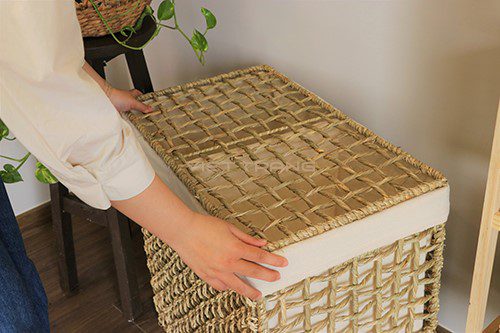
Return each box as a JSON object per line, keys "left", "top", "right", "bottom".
{"left": 110, "top": 175, "right": 286, "bottom": 300}
{"left": 108, "top": 87, "right": 153, "bottom": 114}
{"left": 168, "top": 212, "right": 288, "bottom": 300}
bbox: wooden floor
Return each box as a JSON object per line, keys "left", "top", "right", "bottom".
{"left": 17, "top": 204, "right": 162, "bottom": 333}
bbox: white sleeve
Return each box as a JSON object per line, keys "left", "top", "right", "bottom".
{"left": 0, "top": 1, "right": 155, "bottom": 209}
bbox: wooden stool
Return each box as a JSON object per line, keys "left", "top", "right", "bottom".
{"left": 50, "top": 16, "right": 155, "bottom": 322}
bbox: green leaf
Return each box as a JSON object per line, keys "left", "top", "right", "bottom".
{"left": 0, "top": 171, "right": 9, "bottom": 183}
{"left": 0, "top": 119, "right": 9, "bottom": 141}
{"left": 133, "top": 17, "right": 144, "bottom": 32}
{"left": 157, "top": 0, "right": 174, "bottom": 21}
{"left": 4, "top": 164, "right": 14, "bottom": 172}
{"left": 134, "top": 5, "right": 154, "bottom": 31}
{"left": 201, "top": 8, "right": 216, "bottom": 30}
{"left": 34, "top": 162, "right": 57, "bottom": 184}
{"left": 144, "top": 5, "right": 154, "bottom": 16}
{"left": 190, "top": 29, "right": 208, "bottom": 52}
{"left": 1, "top": 164, "right": 23, "bottom": 183}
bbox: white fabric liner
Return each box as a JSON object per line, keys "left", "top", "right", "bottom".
{"left": 253, "top": 186, "right": 449, "bottom": 296}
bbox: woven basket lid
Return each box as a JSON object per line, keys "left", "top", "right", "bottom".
{"left": 128, "top": 65, "right": 447, "bottom": 251}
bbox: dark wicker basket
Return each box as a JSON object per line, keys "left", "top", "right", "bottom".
{"left": 75, "top": 0, "right": 152, "bottom": 37}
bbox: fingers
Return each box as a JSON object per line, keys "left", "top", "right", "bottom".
{"left": 229, "top": 224, "right": 267, "bottom": 247}
{"left": 233, "top": 260, "right": 280, "bottom": 282}
{"left": 128, "top": 89, "right": 152, "bottom": 113}
{"left": 242, "top": 246, "right": 288, "bottom": 268}
{"left": 130, "top": 89, "right": 142, "bottom": 97}
{"left": 222, "top": 274, "right": 262, "bottom": 300}
{"left": 205, "top": 277, "right": 228, "bottom": 292}
{"left": 132, "top": 99, "right": 153, "bottom": 113}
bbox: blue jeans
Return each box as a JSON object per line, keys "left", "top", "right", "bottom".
{"left": 0, "top": 180, "right": 49, "bottom": 333}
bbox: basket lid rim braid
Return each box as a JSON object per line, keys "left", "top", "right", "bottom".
{"left": 75, "top": 0, "right": 152, "bottom": 38}
{"left": 128, "top": 64, "right": 448, "bottom": 252}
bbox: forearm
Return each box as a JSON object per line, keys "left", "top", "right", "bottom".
{"left": 82, "top": 61, "right": 112, "bottom": 96}
{"left": 110, "top": 174, "right": 194, "bottom": 244}
{"left": 111, "top": 175, "right": 287, "bottom": 301}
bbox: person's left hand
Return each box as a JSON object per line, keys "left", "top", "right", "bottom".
{"left": 109, "top": 88, "right": 153, "bottom": 113}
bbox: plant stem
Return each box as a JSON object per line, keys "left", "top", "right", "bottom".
{"left": 0, "top": 154, "right": 25, "bottom": 162}
{"left": 171, "top": 0, "right": 189, "bottom": 42}
{"left": 157, "top": 23, "right": 176, "bottom": 30}
{"left": 14, "top": 152, "right": 31, "bottom": 171}
{"left": 170, "top": 1, "right": 204, "bottom": 63}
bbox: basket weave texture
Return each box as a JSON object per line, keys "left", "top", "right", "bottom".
{"left": 142, "top": 225, "right": 445, "bottom": 332}
{"left": 75, "top": 0, "right": 151, "bottom": 37}
{"left": 127, "top": 65, "right": 448, "bottom": 332}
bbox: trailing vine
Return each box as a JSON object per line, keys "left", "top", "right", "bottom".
{"left": 89, "top": 0, "right": 217, "bottom": 64}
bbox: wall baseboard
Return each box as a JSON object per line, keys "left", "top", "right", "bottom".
{"left": 16, "top": 202, "right": 51, "bottom": 228}
{"left": 437, "top": 325, "right": 452, "bottom": 333}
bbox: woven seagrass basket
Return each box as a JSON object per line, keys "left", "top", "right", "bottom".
{"left": 128, "top": 65, "right": 448, "bottom": 332}
{"left": 75, "top": 0, "right": 151, "bottom": 37}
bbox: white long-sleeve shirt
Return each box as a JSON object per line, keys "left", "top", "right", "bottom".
{"left": 0, "top": 1, "right": 155, "bottom": 209}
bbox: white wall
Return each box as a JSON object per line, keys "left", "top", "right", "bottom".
{"left": 4, "top": 0, "right": 498, "bottom": 331}
{"left": 108, "top": 0, "right": 500, "bottom": 331}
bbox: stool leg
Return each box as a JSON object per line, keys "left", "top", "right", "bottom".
{"left": 125, "top": 51, "right": 154, "bottom": 93}
{"left": 107, "top": 208, "right": 142, "bottom": 321}
{"left": 50, "top": 183, "right": 78, "bottom": 294}
{"left": 87, "top": 58, "right": 107, "bottom": 78}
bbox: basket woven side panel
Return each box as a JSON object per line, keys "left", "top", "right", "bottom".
{"left": 258, "top": 225, "right": 445, "bottom": 333}
{"left": 75, "top": 0, "right": 151, "bottom": 37}
{"left": 142, "top": 229, "right": 259, "bottom": 333}
{"left": 143, "top": 225, "right": 445, "bottom": 332}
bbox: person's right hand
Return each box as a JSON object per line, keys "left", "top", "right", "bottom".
{"left": 168, "top": 212, "right": 288, "bottom": 300}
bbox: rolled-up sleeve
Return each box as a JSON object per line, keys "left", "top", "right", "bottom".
{"left": 0, "top": 1, "right": 155, "bottom": 209}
